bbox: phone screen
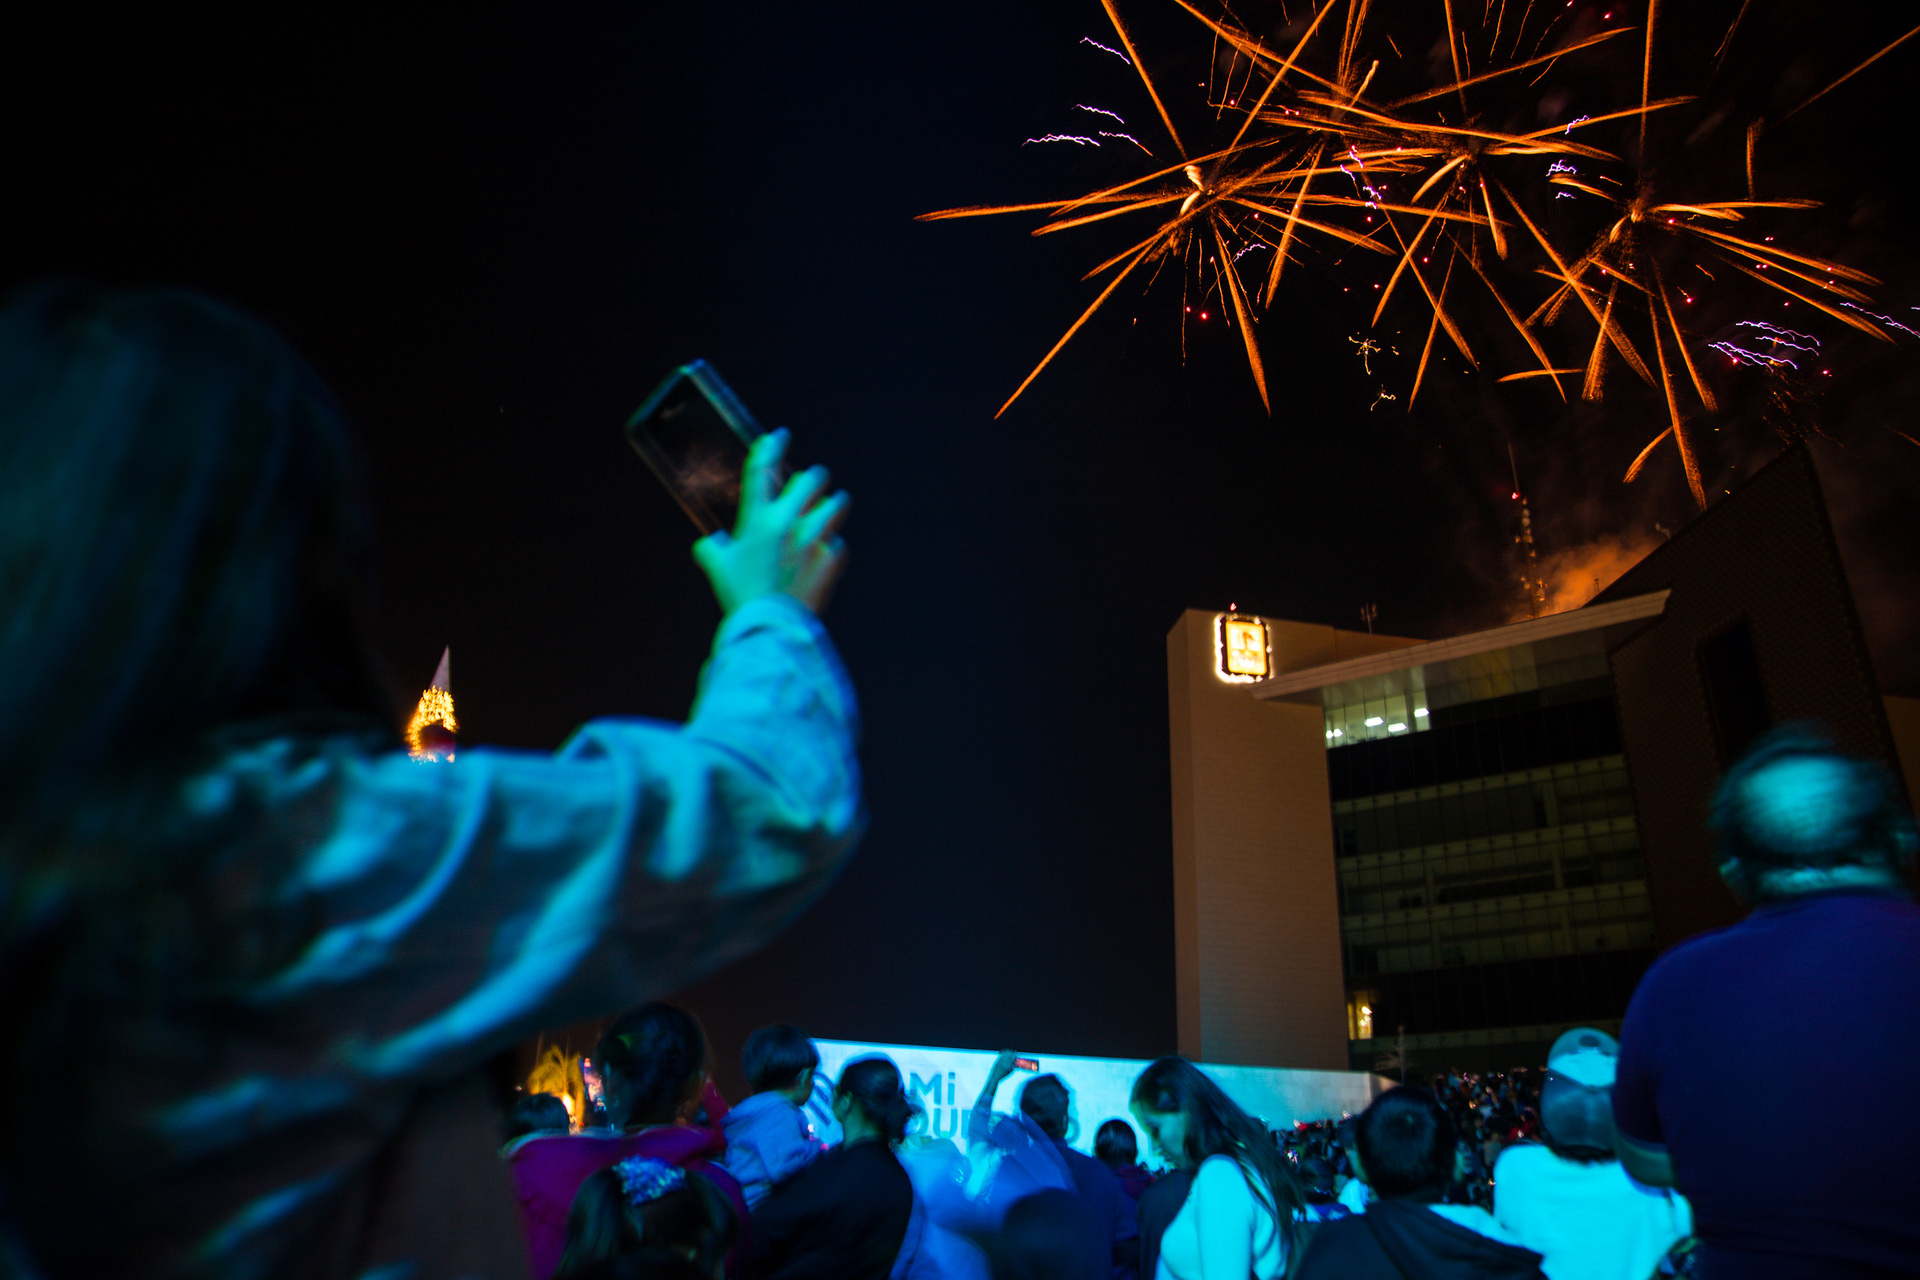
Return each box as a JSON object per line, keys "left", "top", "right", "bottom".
{"left": 625, "top": 360, "right": 766, "bottom": 535}
{"left": 1013, "top": 1057, "right": 1040, "bottom": 1072}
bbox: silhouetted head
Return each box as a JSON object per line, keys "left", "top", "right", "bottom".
{"left": 833, "top": 1056, "right": 916, "bottom": 1145}
{"left": 740, "top": 1024, "right": 819, "bottom": 1097}
{"left": 555, "top": 1158, "right": 737, "bottom": 1280}
{"left": 596, "top": 1004, "right": 709, "bottom": 1130}
{"left": 1712, "top": 725, "right": 1916, "bottom": 901}
{"left": 506, "top": 1092, "right": 574, "bottom": 1142}
{"left": 1018, "top": 1074, "right": 1071, "bottom": 1141}
{"left": 1353, "top": 1087, "right": 1456, "bottom": 1202}
{"left": 1538, "top": 1028, "right": 1618, "bottom": 1164}
{"left": 1093, "top": 1118, "right": 1138, "bottom": 1169}
{"left": 0, "top": 282, "right": 392, "bottom": 865}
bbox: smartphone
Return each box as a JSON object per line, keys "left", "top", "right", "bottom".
{"left": 1013, "top": 1057, "right": 1040, "bottom": 1073}
{"left": 625, "top": 359, "right": 771, "bottom": 535}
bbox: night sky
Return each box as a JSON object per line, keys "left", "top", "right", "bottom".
{"left": 7, "top": 2, "right": 1916, "bottom": 1094}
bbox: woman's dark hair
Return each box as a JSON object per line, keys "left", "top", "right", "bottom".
{"left": 1353, "top": 1087, "right": 1456, "bottom": 1200}
{"left": 1712, "top": 724, "right": 1918, "bottom": 897}
{"left": 0, "top": 283, "right": 394, "bottom": 875}
{"left": 555, "top": 1164, "right": 737, "bottom": 1280}
{"left": 597, "top": 1004, "right": 710, "bottom": 1128}
{"left": 1131, "top": 1058, "right": 1305, "bottom": 1256}
{"left": 740, "top": 1024, "right": 819, "bottom": 1095}
{"left": 834, "top": 1056, "right": 916, "bottom": 1144}
{"left": 506, "top": 1092, "right": 574, "bottom": 1142}
{"left": 1094, "top": 1118, "right": 1138, "bottom": 1169}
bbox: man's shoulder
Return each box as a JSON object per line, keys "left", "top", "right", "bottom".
{"left": 1641, "top": 893, "right": 1920, "bottom": 987}
{"left": 1631, "top": 912, "right": 1770, "bottom": 996}
{"left": 1060, "top": 1143, "right": 1117, "bottom": 1179}
{"left": 1295, "top": 1214, "right": 1395, "bottom": 1279}
{"left": 1491, "top": 1141, "right": 1553, "bottom": 1179}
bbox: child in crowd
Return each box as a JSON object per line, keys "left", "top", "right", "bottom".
{"left": 721, "top": 1025, "right": 826, "bottom": 1208}
{"left": 1094, "top": 1118, "right": 1153, "bottom": 1201}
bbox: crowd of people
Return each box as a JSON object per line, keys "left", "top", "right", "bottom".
{"left": 2, "top": 286, "right": 1916, "bottom": 1279}
{"left": 1279, "top": 1068, "right": 1545, "bottom": 1215}
{"left": 495, "top": 1014, "right": 1703, "bottom": 1280}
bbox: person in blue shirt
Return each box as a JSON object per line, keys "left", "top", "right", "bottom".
{"left": 1611, "top": 726, "right": 1920, "bottom": 1278}
{"left": 723, "top": 1024, "right": 827, "bottom": 1208}
{"left": 0, "top": 282, "right": 862, "bottom": 1280}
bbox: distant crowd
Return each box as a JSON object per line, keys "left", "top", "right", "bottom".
{"left": 501, "top": 1013, "right": 1692, "bottom": 1280}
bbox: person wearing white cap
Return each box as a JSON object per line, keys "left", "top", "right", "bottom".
{"left": 1492, "top": 1029, "right": 1691, "bottom": 1280}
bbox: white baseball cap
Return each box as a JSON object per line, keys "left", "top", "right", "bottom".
{"left": 1546, "top": 1027, "right": 1619, "bottom": 1088}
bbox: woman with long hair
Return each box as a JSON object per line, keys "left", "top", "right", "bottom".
{"left": 511, "top": 1004, "right": 749, "bottom": 1280}
{"left": 1129, "top": 1057, "right": 1306, "bottom": 1280}
{"left": 749, "top": 1056, "right": 915, "bottom": 1280}
{"left": 0, "top": 283, "right": 859, "bottom": 1279}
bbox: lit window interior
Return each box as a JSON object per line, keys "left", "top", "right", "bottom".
{"left": 1321, "top": 631, "right": 1612, "bottom": 746}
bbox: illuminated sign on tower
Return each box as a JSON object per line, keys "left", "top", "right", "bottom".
{"left": 1216, "top": 613, "right": 1271, "bottom": 682}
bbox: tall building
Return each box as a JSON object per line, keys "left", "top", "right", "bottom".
{"left": 1167, "top": 446, "right": 1919, "bottom": 1073}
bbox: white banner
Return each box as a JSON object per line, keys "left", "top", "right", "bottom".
{"left": 804, "top": 1039, "right": 1390, "bottom": 1164}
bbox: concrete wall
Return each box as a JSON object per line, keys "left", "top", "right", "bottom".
{"left": 1885, "top": 695, "right": 1920, "bottom": 813}
{"left": 1166, "top": 609, "right": 1419, "bottom": 1068}
{"left": 1594, "top": 446, "right": 1904, "bottom": 948}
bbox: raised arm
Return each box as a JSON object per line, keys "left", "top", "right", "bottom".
{"left": 237, "top": 430, "right": 862, "bottom": 1083}
{"left": 966, "top": 1050, "right": 1021, "bottom": 1146}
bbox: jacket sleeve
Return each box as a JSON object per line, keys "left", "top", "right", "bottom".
{"left": 237, "top": 594, "right": 863, "bottom": 1084}
{"left": 761, "top": 1109, "right": 824, "bottom": 1186}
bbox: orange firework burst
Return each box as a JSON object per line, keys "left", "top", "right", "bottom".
{"left": 921, "top": 0, "right": 1649, "bottom": 417}
{"left": 926, "top": 0, "right": 1915, "bottom": 504}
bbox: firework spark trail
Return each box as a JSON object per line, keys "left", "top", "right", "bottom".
{"left": 1780, "top": 22, "right": 1920, "bottom": 121}
{"left": 1838, "top": 302, "right": 1920, "bottom": 339}
{"left": 1076, "top": 104, "right": 1128, "bottom": 122}
{"left": 1101, "top": 130, "right": 1154, "bottom": 152}
{"left": 1080, "top": 36, "right": 1132, "bottom": 64}
{"left": 1025, "top": 134, "right": 1102, "bottom": 146}
{"left": 1735, "top": 320, "right": 1820, "bottom": 350}
{"left": 1710, "top": 340, "right": 1806, "bottom": 368}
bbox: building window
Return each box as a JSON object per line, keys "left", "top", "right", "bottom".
{"left": 1698, "top": 618, "right": 1772, "bottom": 767}
{"left": 1349, "top": 997, "right": 1375, "bottom": 1040}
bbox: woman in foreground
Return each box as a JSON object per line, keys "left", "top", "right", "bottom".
{"left": 1129, "top": 1057, "right": 1306, "bottom": 1280}
{"left": 0, "top": 283, "right": 859, "bottom": 1279}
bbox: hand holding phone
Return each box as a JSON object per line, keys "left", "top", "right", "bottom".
{"left": 691, "top": 430, "right": 850, "bottom": 617}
